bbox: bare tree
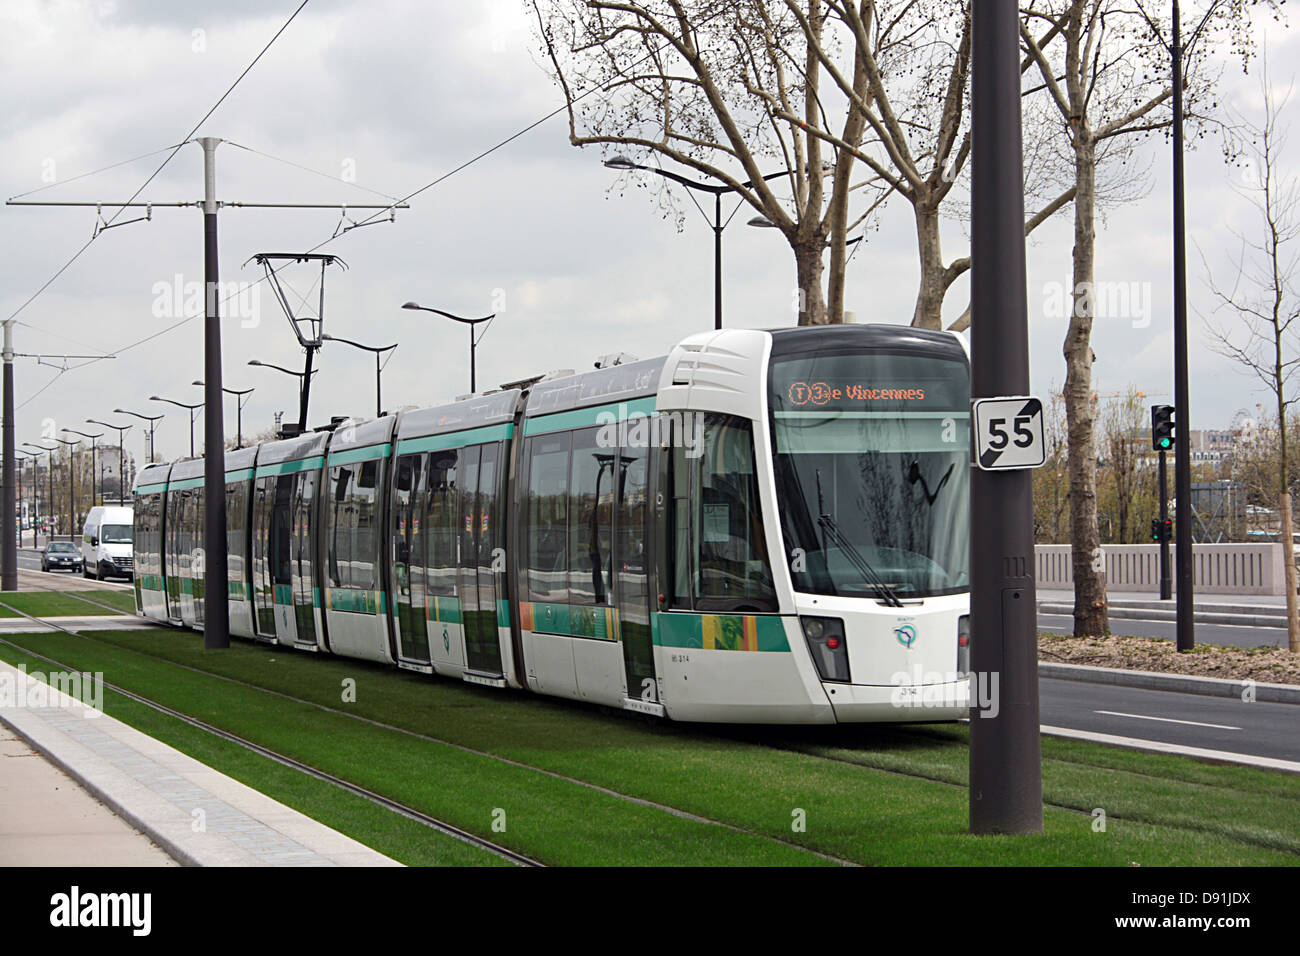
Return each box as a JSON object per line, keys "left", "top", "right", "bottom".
{"left": 531, "top": 0, "right": 880, "bottom": 325}
{"left": 1034, "top": 388, "right": 1071, "bottom": 541}
{"left": 1019, "top": 0, "right": 1256, "bottom": 635}
{"left": 1205, "top": 64, "right": 1300, "bottom": 652}
{"left": 1098, "top": 387, "right": 1156, "bottom": 543}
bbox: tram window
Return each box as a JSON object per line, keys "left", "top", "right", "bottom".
{"left": 353, "top": 459, "right": 380, "bottom": 591}
{"left": 568, "top": 427, "right": 613, "bottom": 606}
{"left": 226, "top": 481, "right": 247, "bottom": 583}
{"left": 524, "top": 433, "right": 571, "bottom": 604}
{"left": 427, "top": 451, "right": 458, "bottom": 597}
{"left": 328, "top": 465, "right": 354, "bottom": 588}
{"left": 694, "top": 416, "right": 776, "bottom": 610}
{"left": 670, "top": 441, "right": 692, "bottom": 609}
{"left": 616, "top": 446, "right": 648, "bottom": 608}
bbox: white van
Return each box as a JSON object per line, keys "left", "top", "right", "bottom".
{"left": 81, "top": 505, "right": 134, "bottom": 580}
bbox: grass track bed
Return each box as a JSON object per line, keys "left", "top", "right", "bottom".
{"left": 0, "top": 642, "right": 508, "bottom": 867}
{"left": 0, "top": 590, "right": 131, "bottom": 617}
{"left": 5, "top": 626, "right": 1300, "bottom": 865}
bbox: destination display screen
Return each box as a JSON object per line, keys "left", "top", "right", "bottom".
{"left": 771, "top": 353, "right": 969, "bottom": 413}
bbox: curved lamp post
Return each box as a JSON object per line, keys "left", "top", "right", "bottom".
{"left": 87, "top": 419, "right": 133, "bottom": 501}
{"left": 320, "top": 334, "right": 397, "bottom": 418}
{"left": 401, "top": 302, "right": 493, "bottom": 394}
{"left": 114, "top": 409, "right": 164, "bottom": 464}
{"left": 193, "top": 380, "right": 254, "bottom": 448}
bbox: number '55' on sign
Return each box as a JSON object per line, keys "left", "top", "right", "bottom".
{"left": 972, "top": 396, "right": 1046, "bottom": 471}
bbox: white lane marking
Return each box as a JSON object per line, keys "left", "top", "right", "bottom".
{"left": 1093, "top": 709, "right": 1240, "bottom": 731}
{"left": 1041, "top": 725, "right": 1300, "bottom": 775}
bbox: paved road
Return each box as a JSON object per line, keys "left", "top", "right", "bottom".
{"left": 1040, "top": 677, "right": 1300, "bottom": 765}
{"left": 15, "top": 550, "right": 131, "bottom": 590}
{"left": 1039, "top": 612, "right": 1286, "bottom": 649}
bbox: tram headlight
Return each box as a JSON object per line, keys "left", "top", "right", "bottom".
{"left": 800, "top": 616, "right": 849, "bottom": 683}
{"left": 957, "top": 614, "right": 971, "bottom": 676}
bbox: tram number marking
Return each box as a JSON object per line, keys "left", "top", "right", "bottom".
{"left": 671, "top": 653, "right": 691, "bottom": 664}
{"left": 972, "top": 396, "right": 1046, "bottom": 471}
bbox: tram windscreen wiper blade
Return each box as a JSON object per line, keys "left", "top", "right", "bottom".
{"left": 816, "top": 511, "right": 905, "bottom": 609}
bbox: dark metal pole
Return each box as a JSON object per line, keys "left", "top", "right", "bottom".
{"left": 237, "top": 397, "right": 243, "bottom": 448}
{"left": 118, "top": 430, "right": 124, "bottom": 499}
{"left": 714, "top": 193, "right": 723, "bottom": 331}
{"left": 2, "top": 322, "right": 16, "bottom": 590}
{"left": 67, "top": 447, "right": 74, "bottom": 541}
{"left": 1159, "top": 449, "right": 1172, "bottom": 600}
{"left": 968, "top": 0, "right": 1043, "bottom": 835}
{"left": 469, "top": 324, "right": 476, "bottom": 394}
{"left": 375, "top": 352, "right": 382, "bottom": 418}
{"left": 1171, "top": 0, "right": 1194, "bottom": 651}
{"left": 200, "top": 136, "right": 230, "bottom": 651}
{"left": 299, "top": 348, "right": 314, "bottom": 432}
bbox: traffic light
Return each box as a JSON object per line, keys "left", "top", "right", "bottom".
{"left": 1151, "top": 404, "right": 1175, "bottom": 451}
{"left": 1150, "top": 517, "right": 1173, "bottom": 542}
{"left": 1150, "top": 518, "right": 1160, "bottom": 542}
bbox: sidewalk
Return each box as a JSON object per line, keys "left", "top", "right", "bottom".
{"left": 0, "top": 659, "right": 400, "bottom": 867}
{"left": 1, "top": 725, "right": 177, "bottom": 865}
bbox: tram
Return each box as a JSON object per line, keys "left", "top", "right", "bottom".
{"left": 133, "top": 325, "right": 972, "bottom": 723}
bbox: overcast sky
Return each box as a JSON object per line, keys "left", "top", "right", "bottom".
{"left": 2, "top": 0, "right": 1297, "bottom": 466}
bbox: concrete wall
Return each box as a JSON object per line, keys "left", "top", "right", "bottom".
{"left": 1035, "top": 543, "right": 1287, "bottom": 595}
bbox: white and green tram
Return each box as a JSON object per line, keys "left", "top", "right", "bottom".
{"left": 134, "top": 324, "right": 972, "bottom": 723}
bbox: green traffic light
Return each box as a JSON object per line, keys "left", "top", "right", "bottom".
{"left": 1159, "top": 437, "right": 1172, "bottom": 449}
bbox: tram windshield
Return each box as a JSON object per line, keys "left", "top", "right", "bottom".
{"left": 769, "top": 350, "right": 970, "bottom": 599}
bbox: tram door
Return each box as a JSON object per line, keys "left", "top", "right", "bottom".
{"left": 268, "top": 474, "right": 299, "bottom": 645}
{"left": 617, "top": 444, "right": 657, "bottom": 704}
{"left": 392, "top": 453, "right": 431, "bottom": 666}
{"left": 290, "top": 472, "right": 318, "bottom": 648}
{"left": 165, "top": 491, "right": 183, "bottom": 623}
{"left": 252, "top": 476, "right": 277, "bottom": 639}
{"left": 459, "top": 444, "right": 503, "bottom": 676}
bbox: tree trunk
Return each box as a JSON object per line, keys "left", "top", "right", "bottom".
{"left": 1065, "top": 134, "right": 1109, "bottom": 636}
{"left": 911, "top": 198, "right": 945, "bottom": 329}
{"left": 794, "top": 236, "right": 828, "bottom": 325}
{"left": 1279, "top": 492, "right": 1300, "bottom": 652}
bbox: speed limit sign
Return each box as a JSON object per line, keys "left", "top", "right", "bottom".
{"left": 972, "top": 396, "right": 1046, "bottom": 470}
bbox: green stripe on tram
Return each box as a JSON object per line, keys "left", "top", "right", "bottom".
{"left": 255, "top": 455, "right": 324, "bottom": 479}
{"left": 225, "top": 468, "right": 255, "bottom": 482}
{"left": 134, "top": 482, "right": 167, "bottom": 495}
{"left": 327, "top": 442, "right": 391, "bottom": 467}
{"left": 169, "top": 476, "right": 205, "bottom": 491}
{"left": 523, "top": 396, "right": 658, "bottom": 436}
{"left": 395, "top": 423, "right": 514, "bottom": 456}
{"left": 326, "top": 588, "right": 386, "bottom": 615}
{"left": 654, "top": 612, "right": 790, "bottom": 652}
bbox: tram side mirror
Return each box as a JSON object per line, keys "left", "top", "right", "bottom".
{"left": 91, "top": 537, "right": 99, "bottom": 547}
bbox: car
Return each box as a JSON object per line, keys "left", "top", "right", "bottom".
{"left": 41, "top": 541, "right": 84, "bottom": 573}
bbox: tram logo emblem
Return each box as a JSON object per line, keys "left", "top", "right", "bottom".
{"left": 894, "top": 624, "right": 917, "bottom": 648}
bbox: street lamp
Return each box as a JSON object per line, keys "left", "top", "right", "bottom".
{"left": 23, "top": 442, "right": 56, "bottom": 540}
{"left": 16, "top": 448, "right": 40, "bottom": 549}
{"left": 115, "top": 409, "right": 164, "bottom": 464}
{"left": 150, "top": 396, "right": 202, "bottom": 457}
{"left": 248, "top": 360, "right": 317, "bottom": 431}
{"left": 193, "top": 380, "right": 254, "bottom": 448}
{"left": 87, "top": 419, "right": 133, "bottom": 502}
{"left": 62, "top": 428, "right": 102, "bottom": 508}
{"left": 401, "top": 302, "right": 493, "bottom": 394}
{"left": 320, "top": 334, "right": 397, "bottom": 418}
{"left": 48, "top": 435, "right": 78, "bottom": 540}
{"left": 604, "top": 155, "right": 786, "bottom": 330}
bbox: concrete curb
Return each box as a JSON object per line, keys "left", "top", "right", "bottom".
{"left": 1038, "top": 602, "right": 1286, "bottom": 629}
{"left": 1039, "top": 660, "right": 1300, "bottom": 704}
{"left": 0, "top": 660, "right": 401, "bottom": 867}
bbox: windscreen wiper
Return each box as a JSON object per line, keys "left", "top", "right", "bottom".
{"left": 815, "top": 471, "right": 905, "bottom": 608}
